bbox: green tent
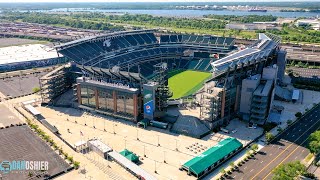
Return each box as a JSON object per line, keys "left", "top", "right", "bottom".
{"left": 119, "top": 149, "right": 139, "bottom": 163}
{"left": 119, "top": 149, "right": 131, "bottom": 156}
{"left": 126, "top": 153, "right": 139, "bottom": 163}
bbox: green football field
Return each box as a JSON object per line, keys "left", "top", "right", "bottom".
{"left": 168, "top": 70, "right": 212, "bottom": 99}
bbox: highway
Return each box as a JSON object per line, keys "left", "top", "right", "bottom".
{"left": 230, "top": 105, "right": 320, "bottom": 180}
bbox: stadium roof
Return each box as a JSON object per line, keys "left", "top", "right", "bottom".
{"left": 0, "top": 44, "right": 60, "bottom": 65}
{"left": 55, "top": 29, "right": 156, "bottom": 49}
{"left": 211, "top": 33, "right": 280, "bottom": 77}
{"left": 182, "top": 137, "right": 242, "bottom": 176}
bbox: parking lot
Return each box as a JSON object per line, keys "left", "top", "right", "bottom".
{"left": 0, "top": 126, "right": 70, "bottom": 180}
{"left": 0, "top": 72, "right": 46, "bottom": 98}
{"left": 33, "top": 104, "right": 263, "bottom": 180}
{"left": 0, "top": 104, "right": 22, "bottom": 127}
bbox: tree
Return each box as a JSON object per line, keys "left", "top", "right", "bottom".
{"left": 220, "top": 168, "right": 226, "bottom": 174}
{"left": 272, "top": 161, "right": 310, "bottom": 180}
{"left": 73, "top": 161, "right": 80, "bottom": 169}
{"left": 287, "top": 120, "right": 292, "bottom": 125}
{"left": 277, "top": 127, "right": 283, "bottom": 133}
{"left": 32, "top": 87, "right": 41, "bottom": 93}
{"left": 251, "top": 144, "right": 259, "bottom": 152}
{"left": 265, "top": 132, "right": 275, "bottom": 143}
{"left": 295, "top": 112, "right": 302, "bottom": 118}
{"left": 229, "top": 162, "right": 235, "bottom": 168}
{"left": 307, "top": 130, "right": 320, "bottom": 155}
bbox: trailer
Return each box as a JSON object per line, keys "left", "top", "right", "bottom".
{"left": 150, "top": 121, "right": 168, "bottom": 129}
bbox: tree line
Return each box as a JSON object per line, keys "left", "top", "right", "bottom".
{"left": 2, "top": 12, "right": 124, "bottom": 31}
{"left": 203, "top": 14, "right": 277, "bottom": 23}
{"left": 106, "top": 14, "right": 226, "bottom": 30}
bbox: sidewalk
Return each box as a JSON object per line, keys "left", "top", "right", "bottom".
{"left": 206, "top": 89, "right": 320, "bottom": 180}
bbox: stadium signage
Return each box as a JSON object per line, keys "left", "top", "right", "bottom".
{"left": 0, "top": 160, "right": 49, "bottom": 174}
{"left": 143, "top": 89, "right": 154, "bottom": 116}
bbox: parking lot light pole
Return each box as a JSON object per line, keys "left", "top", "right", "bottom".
{"left": 163, "top": 151, "right": 166, "bottom": 163}
{"left": 136, "top": 128, "right": 139, "bottom": 141}
{"left": 175, "top": 139, "right": 179, "bottom": 151}
{"left": 143, "top": 145, "right": 146, "bottom": 157}
{"left": 154, "top": 160, "right": 157, "bottom": 174}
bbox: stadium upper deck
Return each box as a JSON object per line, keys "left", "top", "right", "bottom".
{"left": 211, "top": 33, "right": 281, "bottom": 78}
{"left": 55, "top": 30, "right": 235, "bottom": 77}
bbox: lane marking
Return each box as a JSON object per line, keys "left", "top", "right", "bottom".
{"left": 250, "top": 116, "right": 320, "bottom": 180}
{"left": 263, "top": 139, "right": 311, "bottom": 180}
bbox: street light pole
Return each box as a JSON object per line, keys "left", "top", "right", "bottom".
{"left": 157, "top": 135, "right": 160, "bottom": 146}
{"left": 163, "top": 151, "right": 166, "bottom": 163}
{"left": 143, "top": 145, "right": 146, "bottom": 157}
{"left": 154, "top": 160, "right": 157, "bottom": 174}
{"left": 113, "top": 123, "right": 116, "bottom": 134}
{"left": 136, "top": 128, "right": 139, "bottom": 141}
{"left": 175, "top": 139, "right": 178, "bottom": 151}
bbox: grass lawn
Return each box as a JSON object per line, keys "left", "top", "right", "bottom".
{"left": 168, "top": 70, "right": 211, "bottom": 99}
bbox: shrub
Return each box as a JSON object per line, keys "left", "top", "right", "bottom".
{"left": 73, "top": 161, "right": 80, "bottom": 169}
{"left": 265, "top": 132, "right": 275, "bottom": 142}
{"left": 32, "top": 87, "right": 41, "bottom": 93}
{"left": 295, "top": 112, "right": 302, "bottom": 118}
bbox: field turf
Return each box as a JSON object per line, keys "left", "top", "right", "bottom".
{"left": 168, "top": 70, "right": 211, "bottom": 99}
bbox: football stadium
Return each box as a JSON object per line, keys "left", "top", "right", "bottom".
{"left": 39, "top": 29, "right": 284, "bottom": 138}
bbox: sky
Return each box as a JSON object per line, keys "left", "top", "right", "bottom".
{"left": 1, "top": 0, "right": 320, "bottom": 2}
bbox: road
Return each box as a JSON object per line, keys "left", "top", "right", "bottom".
{"left": 230, "top": 105, "right": 320, "bottom": 180}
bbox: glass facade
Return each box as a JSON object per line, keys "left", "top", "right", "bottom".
{"left": 116, "top": 93, "right": 134, "bottom": 116}
{"left": 80, "top": 85, "right": 136, "bottom": 118}
{"left": 98, "top": 89, "right": 114, "bottom": 111}
{"left": 80, "top": 86, "right": 96, "bottom": 108}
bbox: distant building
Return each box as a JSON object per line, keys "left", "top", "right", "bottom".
{"left": 226, "top": 23, "right": 280, "bottom": 30}
{"left": 295, "top": 19, "right": 320, "bottom": 30}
